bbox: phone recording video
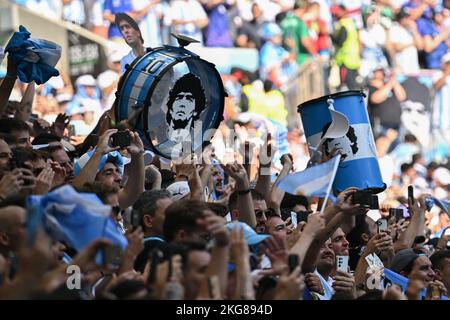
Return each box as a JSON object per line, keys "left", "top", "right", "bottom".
{"left": 376, "top": 219, "right": 388, "bottom": 233}
{"left": 288, "top": 254, "right": 299, "bottom": 272}
{"left": 111, "top": 131, "right": 131, "bottom": 149}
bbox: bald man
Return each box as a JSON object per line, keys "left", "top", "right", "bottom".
{"left": 0, "top": 206, "right": 27, "bottom": 255}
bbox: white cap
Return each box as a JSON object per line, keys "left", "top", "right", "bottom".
{"left": 97, "top": 70, "right": 119, "bottom": 90}
{"left": 433, "top": 167, "right": 450, "bottom": 185}
{"left": 76, "top": 74, "right": 97, "bottom": 87}
{"left": 109, "top": 50, "right": 123, "bottom": 63}
{"left": 166, "top": 181, "right": 190, "bottom": 201}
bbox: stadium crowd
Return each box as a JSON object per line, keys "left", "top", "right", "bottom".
{"left": 0, "top": 0, "right": 448, "bottom": 300}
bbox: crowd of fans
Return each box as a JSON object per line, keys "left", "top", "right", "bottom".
{"left": 0, "top": 0, "right": 448, "bottom": 301}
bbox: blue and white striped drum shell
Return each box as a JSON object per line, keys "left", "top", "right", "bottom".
{"left": 298, "top": 90, "right": 386, "bottom": 194}
{"left": 116, "top": 45, "right": 225, "bottom": 159}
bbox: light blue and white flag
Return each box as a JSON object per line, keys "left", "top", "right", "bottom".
{"left": 425, "top": 196, "right": 450, "bottom": 217}
{"left": 26, "top": 185, "right": 128, "bottom": 259}
{"left": 277, "top": 155, "right": 341, "bottom": 201}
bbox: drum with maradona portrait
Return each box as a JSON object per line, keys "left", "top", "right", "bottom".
{"left": 115, "top": 35, "right": 225, "bottom": 159}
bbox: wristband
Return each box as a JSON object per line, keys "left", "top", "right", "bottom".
{"left": 237, "top": 188, "right": 251, "bottom": 195}
{"left": 5, "top": 74, "right": 17, "bottom": 80}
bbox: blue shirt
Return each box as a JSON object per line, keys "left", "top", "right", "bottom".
{"left": 103, "top": 0, "right": 134, "bottom": 39}
{"left": 204, "top": 3, "right": 232, "bottom": 47}
{"left": 416, "top": 18, "right": 448, "bottom": 69}
{"left": 120, "top": 50, "right": 136, "bottom": 74}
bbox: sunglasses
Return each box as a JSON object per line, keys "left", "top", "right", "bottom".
{"left": 254, "top": 208, "right": 276, "bottom": 219}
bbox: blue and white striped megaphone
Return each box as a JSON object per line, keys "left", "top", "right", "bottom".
{"left": 298, "top": 90, "right": 385, "bottom": 194}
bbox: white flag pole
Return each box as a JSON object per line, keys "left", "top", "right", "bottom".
{"left": 319, "top": 154, "right": 342, "bottom": 215}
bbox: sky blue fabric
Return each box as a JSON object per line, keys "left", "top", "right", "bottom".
{"left": 5, "top": 25, "right": 60, "bottom": 84}
{"left": 26, "top": 185, "right": 128, "bottom": 259}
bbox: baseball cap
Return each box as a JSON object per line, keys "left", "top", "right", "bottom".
{"left": 441, "top": 52, "right": 450, "bottom": 65}
{"left": 226, "top": 221, "right": 270, "bottom": 246}
{"left": 166, "top": 181, "right": 190, "bottom": 201}
{"left": 433, "top": 167, "right": 450, "bottom": 186}
{"left": 76, "top": 74, "right": 97, "bottom": 87}
{"left": 390, "top": 249, "right": 426, "bottom": 273}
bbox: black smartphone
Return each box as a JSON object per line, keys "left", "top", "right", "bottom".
{"left": 111, "top": 131, "right": 131, "bottom": 148}
{"left": 389, "top": 208, "right": 404, "bottom": 222}
{"left": 352, "top": 190, "right": 379, "bottom": 209}
{"left": 288, "top": 254, "right": 299, "bottom": 272}
{"left": 148, "top": 249, "right": 163, "bottom": 287}
{"left": 103, "top": 244, "right": 123, "bottom": 267}
{"left": 12, "top": 149, "right": 29, "bottom": 169}
{"left": 408, "top": 185, "right": 414, "bottom": 205}
{"left": 297, "top": 211, "right": 310, "bottom": 224}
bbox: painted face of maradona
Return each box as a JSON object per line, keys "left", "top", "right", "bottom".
{"left": 170, "top": 92, "right": 196, "bottom": 122}
{"left": 326, "top": 135, "right": 354, "bottom": 161}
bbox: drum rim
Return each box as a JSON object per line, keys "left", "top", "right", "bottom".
{"left": 141, "top": 56, "right": 226, "bottom": 159}
{"left": 297, "top": 90, "right": 366, "bottom": 111}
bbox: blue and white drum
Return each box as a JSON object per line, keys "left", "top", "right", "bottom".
{"left": 116, "top": 45, "right": 225, "bottom": 159}
{"left": 297, "top": 90, "right": 385, "bottom": 194}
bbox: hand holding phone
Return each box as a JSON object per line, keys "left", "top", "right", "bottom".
{"left": 376, "top": 219, "right": 388, "bottom": 233}
{"left": 111, "top": 131, "right": 131, "bottom": 149}
{"left": 288, "top": 254, "right": 299, "bottom": 272}
{"left": 408, "top": 185, "right": 414, "bottom": 205}
{"left": 336, "top": 255, "right": 349, "bottom": 273}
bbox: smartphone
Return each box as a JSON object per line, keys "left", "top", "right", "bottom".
{"left": 12, "top": 149, "right": 30, "bottom": 169}
{"left": 130, "top": 209, "right": 140, "bottom": 230}
{"left": 408, "top": 185, "right": 414, "bottom": 205}
{"left": 111, "top": 131, "right": 131, "bottom": 148}
{"left": 103, "top": 244, "right": 123, "bottom": 268}
{"left": 336, "top": 255, "right": 349, "bottom": 273}
{"left": 208, "top": 275, "right": 221, "bottom": 299}
{"left": 297, "top": 211, "right": 310, "bottom": 224}
{"left": 376, "top": 219, "right": 388, "bottom": 233}
{"left": 148, "top": 249, "right": 163, "bottom": 287}
{"left": 352, "top": 190, "right": 379, "bottom": 209}
{"left": 290, "top": 211, "right": 298, "bottom": 228}
{"left": 389, "top": 208, "right": 404, "bottom": 222}
{"left": 288, "top": 254, "right": 299, "bottom": 272}
{"left": 68, "top": 124, "right": 76, "bottom": 137}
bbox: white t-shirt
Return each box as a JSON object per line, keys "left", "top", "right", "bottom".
{"left": 168, "top": 0, "right": 208, "bottom": 43}
{"left": 312, "top": 269, "right": 334, "bottom": 300}
{"left": 389, "top": 23, "right": 420, "bottom": 74}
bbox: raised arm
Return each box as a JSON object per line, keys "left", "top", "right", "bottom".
{"left": 16, "top": 81, "right": 35, "bottom": 122}
{"left": 394, "top": 196, "right": 426, "bottom": 252}
{"left": 119, "top": 131, "right": 145, "bottom": 209}
{"left": 222, "top": 162, "right": 257, "bottom": 228}
{"left": 0, "top": 55, "right": 17, "bottom": 117}
{"left": 72, "top": 129, "right": 119, "bottom": 190}
{"left": 267, "top": 154, "right": 293, "bottom": 216}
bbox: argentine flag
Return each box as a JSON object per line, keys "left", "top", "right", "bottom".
{"left": 298, "top": 92, "right": 385, "bottom": 194}
{"left": 277, "top": 155, "right": 340, "bottom": 199}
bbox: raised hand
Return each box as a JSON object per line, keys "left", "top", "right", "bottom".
{"left": 127, "top": 130, "right": 145, "bottom": 155}
{"left": 34, "top": 167, "right": 55, "bottom": 195}
{"left": 96, "top": 129, "right": 119, "bottom": 155}
{"left": 332, "top": 271, "right": 357, "bottom": 300}
{"left": 50, "top": 113, "right": 70, "bottom": 138}
{"left": 274, "top": 266, "right": 304, "bottom": 300}
{"left": 259, "top": 237, "right": 289, "bottom": 276}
